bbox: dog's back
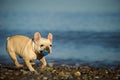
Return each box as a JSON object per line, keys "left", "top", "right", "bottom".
{"left": 6, "top": 35, "right": 30, "bottom": 55}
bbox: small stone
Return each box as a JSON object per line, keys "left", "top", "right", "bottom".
{"left": 66, "top": 72, "right": 70, "bottom": 75}
{"left": 5, "top": 72, "right": 9, "bottom": 75}
{"left": 64, "top": 74, "right": 70, "bottom": 79}
{"left": 105, "top": 69, "right": 109, "bottom": 74}
{"left": 39, "top": 74, "right": 44, "bottom": 79}
{"left": 36, "top": 77, "right": 41, "bottom": 80}
{"left": 20, "top": 77, "right": 27, "bottom": 80}
{"left": 15, "top": 71, "right": 19, "bottom": 76}
{"left": 0, "top": 76, "right": 5, "bottom": 80}
{"left": 94, "top": 76, "right": 100, "bottom": 79}
{"left": 61, "top": 64, "right": 66, "bottom": 67}
{"left": 8, "top": 70, "right": 13, "bottom": 72}
{"left": 74, "top": 71, "right": 81, "bottom": 77}
{"left": 53, "top": 76, "right": 58, "bottom": 80}
{"left": 83, "top": 66, "right": 90, "bottom": 70}
{"left": 48, "top": 63, "right": 54, "bottom": 67}
{"left": 58, "top": 71, "right": 65, "bottom": 77}
{"left": 46, "top": 67, "right": 53, "bottom": 72}
{"left": 52, "top": 70, "right": 56, "bottom": 73}
{"left": 68, "top": 75, "right": 73, "bottom": 79}
{"left": 43, "top": 77, "right": 48, "bottom": 80}
{"left": 82, "top": 74, "right": 88, "bottom": 80}
{"left": 20, "top": 69, "right": 28, "bottom": 75}
{"left": 112, "top": 74, "right": 120, "bottom": 80}
{"left": 29, "top": 78, "right": 35, "bottom": 80}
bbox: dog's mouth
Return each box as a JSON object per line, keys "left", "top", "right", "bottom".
{"left": 40, "top": 49, "right": 50, "bottom": 54}
{"left": 35, "top": 49, "right": 50, "bottom": 55}
{"left": 35, "top": 46, "right": 50, "bottom": 55}
{"left": 44, "top": 46, "right": 50, "bottom": 53}
{"left": 40, "top": 50, "right": 50, "bottom": 56}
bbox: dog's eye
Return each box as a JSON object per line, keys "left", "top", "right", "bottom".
{"left": 40, "top": 44, "right": 44, "bottom": 47}
{"left": 50, "top": 45, "right": 52, "bottom": 47}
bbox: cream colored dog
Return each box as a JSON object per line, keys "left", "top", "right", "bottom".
{"left": 6, "top": 32, "right": 53, "bottom": 73}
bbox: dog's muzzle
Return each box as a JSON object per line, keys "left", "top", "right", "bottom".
{"left": 40, "top": 46, "right": 50, "bottom": 53}
{"left": 45, "top": 46, "right": 50, "bottom": 53}
{"left": 40, "top": 46, "right": 50, "bottom": 56}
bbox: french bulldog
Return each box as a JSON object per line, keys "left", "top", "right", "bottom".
{"left": 6, "top": 32, "right": 53, "bottom": 73}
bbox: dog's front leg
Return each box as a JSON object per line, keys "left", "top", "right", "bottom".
{"left": 40, "top": 57, "right": 47, "bottom": 68}
{"left": 24, "top": 59, "right": 37, "bottom": 72}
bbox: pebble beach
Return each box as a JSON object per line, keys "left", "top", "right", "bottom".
{"left": 0, "top": 63, "right": 120, "bottom": 80}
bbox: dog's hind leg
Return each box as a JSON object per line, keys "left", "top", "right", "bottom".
{"left": 8, "top": 51, "right": 23, "bottom": 68}
{"left": 6, "top": 37, "right": 23, "bottom": 68}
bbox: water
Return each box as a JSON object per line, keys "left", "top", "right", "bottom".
{"left": 0, "top": 12, "right": 120, "bottom": 67}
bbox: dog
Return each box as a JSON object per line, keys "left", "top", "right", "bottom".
{"left": 6, "top": 32, "right": 53, "bottom": 73}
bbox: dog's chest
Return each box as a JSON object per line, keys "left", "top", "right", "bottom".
{"left": 28, "top": 51, "right": 37, "bottom": 60}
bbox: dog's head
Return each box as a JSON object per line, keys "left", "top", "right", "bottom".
{"left": 33, "top": 32, "right": 53, "bottom": 54}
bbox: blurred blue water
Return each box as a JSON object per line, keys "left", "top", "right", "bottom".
{"left": 0, "top": 12, "right": 120, "bottom": 66}
{"left": 0, "top": 12, "right": 120, "bottom": 31}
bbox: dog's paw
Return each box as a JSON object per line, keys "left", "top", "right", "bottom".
{"left": 31, "top": 70, "right": 39, "bottom": 75}
{"left": 40, "top": 65, "right": 46, "bottom": 69}
{"left": 16, "top": 64, "right": 24, "bottom": 68}
{"left": 29, "top": 69, "right": 39, "bottom": 75}
{"left": 30, "top": 62, "right": 35, "bottom": 65}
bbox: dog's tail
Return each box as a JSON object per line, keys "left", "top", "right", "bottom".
{"left": 7, "top": 37, "right": 10, "bottom": 40}
{"left": 6, "top": 37, "right": 11, "bottom": 52}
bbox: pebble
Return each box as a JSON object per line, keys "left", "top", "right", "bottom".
{"left": 82, "top": 74, "right": 88, "bottom": 80}
{"left": 43, "top": 77, "right": 48, "bottom": 80}
{"left": 15, "top": 71, "right": 20, "bottom": 76}
{"left": 0, "top": 76, "right": 5, "bottom": 80}
{"left": 0, "top": 63, "right": 120, "bottom": 80}
{"left": 20, "top": 69, "right": 28, "bottom": 75}
{"left": 53, "top": 76, "right": 58, "bottom": 80}
{"left": 74, "top": 71, "right": 81, "bottom": 77}
{"left": 94, "top": 76, "right": 100, "bottom": 79}
{"left": 68, "top": 75, "right": 74, "bottom": 79}
{"left": 48, "top": 63, "right": 54, "bottom": 67}
{"left": 58, "top": 71, "right": 65, "bottom": 77}
{"left": 5, "top": 72, "right": 9, "bottom": 75}
{"left": 52, "top": 69, "right": 56, "bottom": 73}
{"left": 46, "top": 67, "right": 53, "bottom": 72}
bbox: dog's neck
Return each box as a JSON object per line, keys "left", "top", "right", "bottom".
{"left": 32, "top": 39, "right": 39, "bottom": 54}
{"left": 32, "top": 39, "right": 35, "bottom": 52}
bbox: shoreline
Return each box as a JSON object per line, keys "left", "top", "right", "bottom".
{"left": 0, "top": 63, "right": 120, "bottom": 80}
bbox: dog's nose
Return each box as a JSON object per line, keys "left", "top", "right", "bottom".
{"left": 45, "top": 46, "right": 50, "bottom": 53}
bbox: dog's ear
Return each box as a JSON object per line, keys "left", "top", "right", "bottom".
{"left": 48, "top": 33, "right": 53, "bottom": 42}
{"left": 34, "top": 32, "right": 41, "bottom": 41}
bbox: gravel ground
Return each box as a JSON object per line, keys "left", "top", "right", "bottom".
{"left": 0, "top": 63, "right": 120, "bottom": 80}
